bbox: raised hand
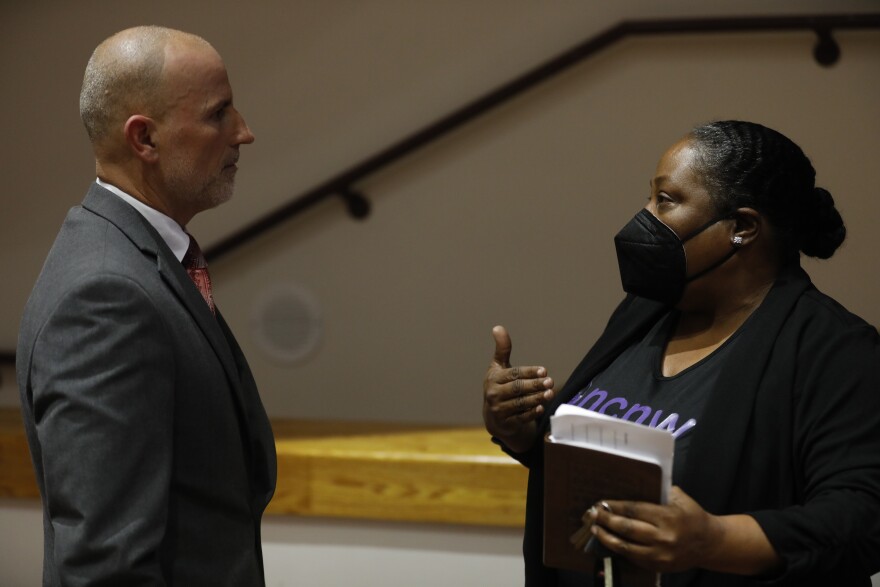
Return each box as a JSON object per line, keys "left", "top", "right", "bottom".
{"left": 482, "top": 325, "right": 555, "bottom": 453}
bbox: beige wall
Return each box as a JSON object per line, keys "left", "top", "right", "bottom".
{"left": 1, "top": 2, "right": 879, "bottom": 584}
{"left": 214, "top": 29, "right": 880, "bottom": 424}
{"left": 1, "top": 2, "right": 878, "bottom": 424}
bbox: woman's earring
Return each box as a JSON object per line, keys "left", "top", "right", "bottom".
{"left": 733, "top": 235, "right": 744, "bottom": 247}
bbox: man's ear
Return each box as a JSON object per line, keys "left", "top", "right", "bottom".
{"left": 732, "top": 207, "right": 761, "bottom": 246}
{"left": 124, "top": 115, "right": 159, "bottom": 162}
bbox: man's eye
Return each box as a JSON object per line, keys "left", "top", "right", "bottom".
{"left": 213, "top": 108, "right": 226, "bottom": 120}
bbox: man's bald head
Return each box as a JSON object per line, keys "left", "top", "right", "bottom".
{"left": 79, "top": 26, "right": 211, "bottom": 151}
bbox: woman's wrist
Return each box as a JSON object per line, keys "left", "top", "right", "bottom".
{"left": 491, "top": 422, "right": 537, "bottom": 454}
{"left": 701, "top": 514, "right": 782, "bottom": 576}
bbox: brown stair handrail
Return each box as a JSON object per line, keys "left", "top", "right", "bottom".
{"left": 202, "top": 13, "right": 880, "bottom": 262}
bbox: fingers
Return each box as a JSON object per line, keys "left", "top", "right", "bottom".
{"left": 587, "top": 500, "right": 660, "bottom": 550}
{"left": 491, "top": 365, "right": 549, "bottom": 386}
{"left": 590, "top": 519, "right": 654, "bottom": 562}
{"left": 586, "top": 497, "right": 691, "bottom": 572}
{"left": 485, "top": 375, "right": 553, "bottom": 417}
{"left": 495, "top": 387, "right": 553, "bottom": 417}
{"left": 484, "top": 325, "right": 555, "bottom": 432}
{"left": 584, "top": 491, "right": 716, "bottom": 573}
{"left": 491, "top": 325, "right": 512, "bottom": 368}
{"left": 485, "top": 368, "right": 553, "bottom": 407}
{"left": 483, "top": 379, "right": 554, "bottom": 434}
{"left": 598, "top": 499, "right": 664, "bottom": 525}
{"left": 486, "top": 325, "right": 553, "bottom": 401}
{"left": 584, "top": 502, "right": 660, "bottom": 569}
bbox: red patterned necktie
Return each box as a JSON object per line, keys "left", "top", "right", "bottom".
{"left": 182, "top": 235, "right": 216, "bottom": 315}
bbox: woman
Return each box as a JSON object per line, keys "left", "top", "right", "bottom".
{"left": 483, "top": 120, "right": 880, "bottom": 586}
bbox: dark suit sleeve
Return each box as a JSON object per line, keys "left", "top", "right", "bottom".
{"left": 29, "top": 273, "right": 174, "bottom": 585}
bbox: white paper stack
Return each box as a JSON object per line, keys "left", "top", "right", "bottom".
{"left": 550, "top": 403, "right": 674, "bottom": 503}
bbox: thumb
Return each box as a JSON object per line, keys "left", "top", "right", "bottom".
{"left": 492, "top": 325, "right": 512, "bottom": 368}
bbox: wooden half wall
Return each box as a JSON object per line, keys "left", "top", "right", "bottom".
{"left": 0, "top": 408, "right": 527, "bottom": 527}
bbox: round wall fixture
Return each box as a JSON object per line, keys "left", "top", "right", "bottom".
{"left": 250, "top": 283, "right": 323, "bottom": 365}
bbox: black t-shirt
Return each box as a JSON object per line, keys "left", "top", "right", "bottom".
{"left": 556, "top": 312, "right": 750, "bottom": 587}
{"left": 564, "top": 311, "right": 744, "bottom": 482}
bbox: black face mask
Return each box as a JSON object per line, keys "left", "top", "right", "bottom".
{"left": 613, "top": 208, "right": 737, "bottom": 305}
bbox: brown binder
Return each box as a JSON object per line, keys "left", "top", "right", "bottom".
{"left": 543, "top": 436, "right": 661, "bottom": 586}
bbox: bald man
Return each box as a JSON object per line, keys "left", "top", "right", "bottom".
{"left": 17, "top": 26, "right": 276, "bottom": 586}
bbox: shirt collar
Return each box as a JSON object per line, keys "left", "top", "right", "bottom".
{"left": 96, "top": 178, "right": 190, "bottom": 262}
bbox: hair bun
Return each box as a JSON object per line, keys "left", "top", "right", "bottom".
{"left": 797, "top": 187, "right": 846, "bottom": 259}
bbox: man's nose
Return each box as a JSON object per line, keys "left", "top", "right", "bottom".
{"left": 234, "top": 109, "right": 255, "bottom": 145}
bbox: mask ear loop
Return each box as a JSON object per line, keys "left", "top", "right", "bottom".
{"left": 679, "top": 211, "right": 737, "bottom": 244}
{"left": 683, "top": 213, "right": 740, "bottom": 283}
{"left": 686, "top": 245, "right": 740, "bottom": 283}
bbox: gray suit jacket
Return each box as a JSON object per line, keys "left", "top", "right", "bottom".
{"left": 17, "top": 183, "right": 277, "bottom": 586}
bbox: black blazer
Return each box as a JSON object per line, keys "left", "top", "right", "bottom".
{"left": 17, "top": 183, "right": 277, "bottom": 586}
{"left": 502, "top": 267, "right": 880, "bottom": 586}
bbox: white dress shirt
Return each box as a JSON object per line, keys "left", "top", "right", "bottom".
{"left": 96, "top": 178, "right": 191, "bottom": 262}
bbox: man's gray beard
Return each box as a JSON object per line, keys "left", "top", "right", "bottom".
{"left": 201, "top": 175, "right": 234, "bottom": 209}
{"left": 167, "top": 168, "right": 235, "bottom": 214}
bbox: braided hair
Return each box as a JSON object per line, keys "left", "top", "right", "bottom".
{"left": 689, "top": 120, "right": 845, "bottom": 260}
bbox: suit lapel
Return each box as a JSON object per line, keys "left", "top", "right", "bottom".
{"left": 216, "top": 310, "right": 278, "bottom": 500}
{"left": 81, "top": 184, "right": 254, "bottom": 443}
